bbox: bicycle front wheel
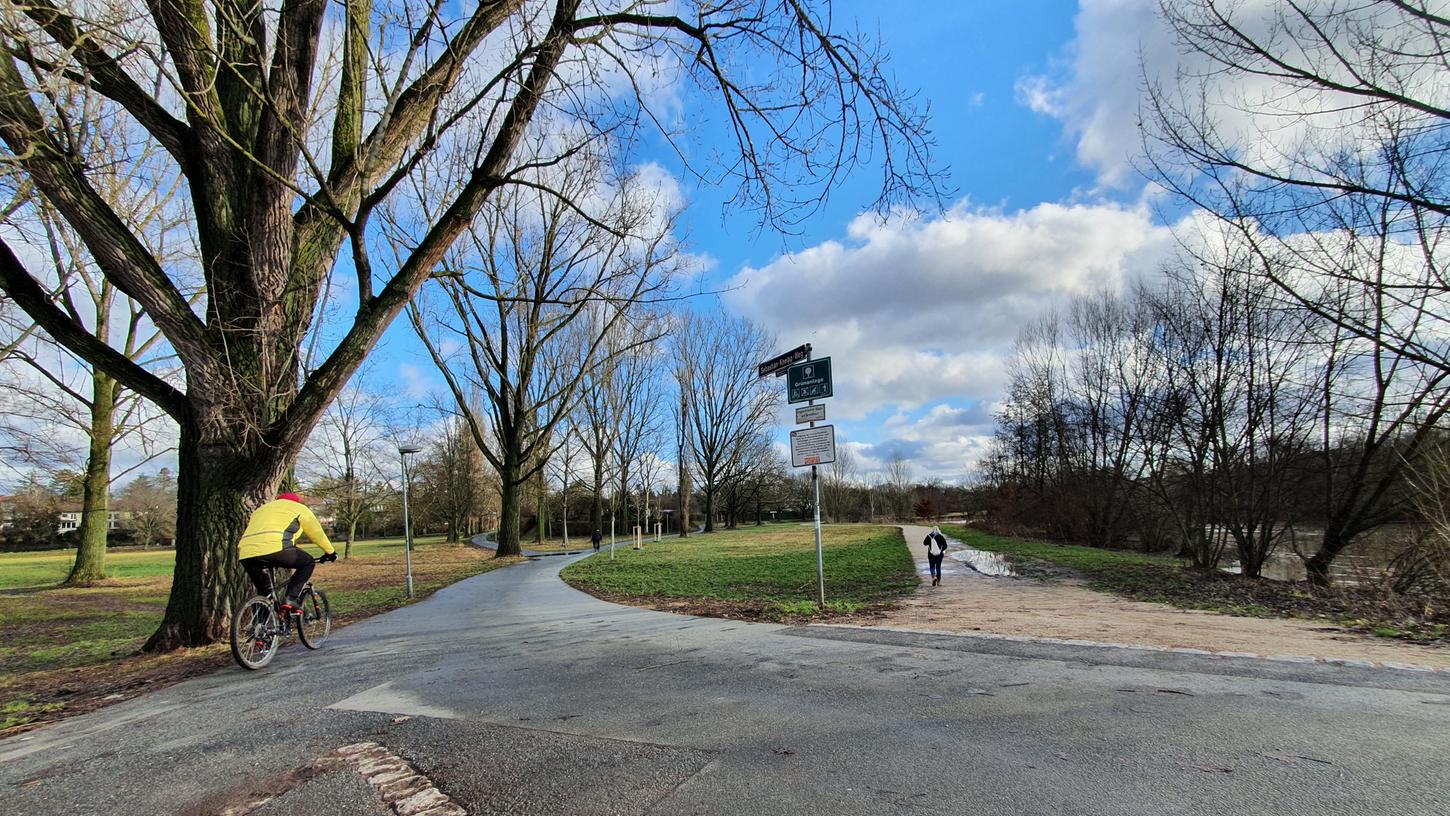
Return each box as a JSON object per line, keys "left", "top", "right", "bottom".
{"left": 297, "top": 587, "right": 331, "bottom": 649}
{"left": 231, "top": 596, "right": 281, "bottom": 670}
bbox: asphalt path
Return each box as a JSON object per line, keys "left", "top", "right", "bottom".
{"left": 3, "top": 545, "right": 1449, "bottom": 815}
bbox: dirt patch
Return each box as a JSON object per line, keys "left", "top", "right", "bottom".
{"left": 1, "top": 646, "right": 232, "bottom": 738}
{"left": 836, "top": 526, "right": 1450, "bottom": 669}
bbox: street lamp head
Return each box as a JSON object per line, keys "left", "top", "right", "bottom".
{"left": 398, "top": 445, "right": 423, "bottom": 455}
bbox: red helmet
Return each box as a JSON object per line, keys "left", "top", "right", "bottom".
{"left": 278, "top": 492, "right": 303, "bottom": 503}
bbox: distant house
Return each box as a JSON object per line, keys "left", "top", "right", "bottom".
{"left": 56, "top": 502, "right": 131, "bottom": 533}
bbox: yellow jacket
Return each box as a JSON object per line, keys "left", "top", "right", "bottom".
{"left": 237, "top": 498, "right": 336, "bottom": 560}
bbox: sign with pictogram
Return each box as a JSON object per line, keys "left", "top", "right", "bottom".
{"left": 786, "top": 357, "right": 832, "bottom": 404}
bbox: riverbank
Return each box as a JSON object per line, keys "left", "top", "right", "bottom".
{"left": 835, "top": 525, "right": 1450, "bottom": 670}
{"left": 0, "top": 538, "right": 521, "bottom": 735}
{"left": 942, "top": 525, "right": 1448, "bottom": 643}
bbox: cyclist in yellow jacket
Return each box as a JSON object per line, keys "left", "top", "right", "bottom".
{"left": 239, "top": 492, "right": 337, "bottom": 612}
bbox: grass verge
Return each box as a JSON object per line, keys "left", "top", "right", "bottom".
{"left": 0, "top": 536, "right": 521, "bottom": 737}
{"left": 942, "top": 525, "right": 1449, "bottom": 644}
{"left": 560, "top": 524, "right": 917, "bottom": 621}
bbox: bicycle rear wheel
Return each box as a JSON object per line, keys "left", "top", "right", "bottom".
{"left": 230, "top": 595, "right": 281, "bottom": 670}
{"left": 297, "top": 587, "right": 331, "bottom": 649}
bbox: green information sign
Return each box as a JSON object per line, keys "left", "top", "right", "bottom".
{"left": 787, "top": 357, "right": 833, "bottom": 404}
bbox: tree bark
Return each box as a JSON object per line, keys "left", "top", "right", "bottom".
{"left": 65, "top": 372, "right": 116, "bottom": 585}
{"left": 143, "top": 422, "right": 268, "bottom": 651}
{"left": 495, "top": 457, "right": 523, "bottom": 557}
{"left": 703, "top": 480, "right": 715, "bottom": 533}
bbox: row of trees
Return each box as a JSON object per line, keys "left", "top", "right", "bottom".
{"left": 987, "top": 0, "right": 1450, "bottom": 589}
{"left": 0, "top": 0, "right": 937, "bottom": 649}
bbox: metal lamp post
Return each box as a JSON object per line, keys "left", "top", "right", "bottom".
{"left": 399, "top": 445, "right": 422, "bottom": 598}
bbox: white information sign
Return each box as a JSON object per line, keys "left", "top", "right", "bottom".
{"left": 790, "top": 424, "right": 837, "bottom": 467}
{"left": 795, "top": 404, "right": 826, "bottom": 424}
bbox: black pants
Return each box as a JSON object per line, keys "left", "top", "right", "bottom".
{"left": 928, "top": 552, "right": 944, "bottom": 580}
{"left": 241, "top": 548, "right": 315, "bottom": 602}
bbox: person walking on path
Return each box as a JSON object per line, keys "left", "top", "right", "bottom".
{"left": 924, "top": 526, "right": 948, "bottom": 586}
{"left": 591, "top": 529, "right": 603, "bottom": 552}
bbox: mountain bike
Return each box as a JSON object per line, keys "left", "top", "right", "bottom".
{"left": 229, "top": 564, "right": 332, "bottom": 670}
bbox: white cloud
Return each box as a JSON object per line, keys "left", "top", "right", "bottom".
{"left": 1015, "top": 0, "right": 1172, "bottom": 186}
{"left": 725, "top": 197, "right": 1177, "bottom": 483}
{"left": 1020, "top": 0, "right": 1438, "bottom": 188}
{"left": 725, "top": 200, "right": 1173, "bottom": 421}
{"left": 396, "top": 363, "right": 434, "bottom": 400}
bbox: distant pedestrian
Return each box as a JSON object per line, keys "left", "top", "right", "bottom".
{"left": 924, "top": 526, "right": 948, "bottom": 586}
{"left": 591, "top": 529, "right": 602, "bottom": 552}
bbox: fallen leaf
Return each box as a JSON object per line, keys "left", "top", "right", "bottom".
{"left": 773, "top": 748, "right": 795, "bottom": 756}
{"left": 1198, "top": 765, "right": 1233, "bottom": 773}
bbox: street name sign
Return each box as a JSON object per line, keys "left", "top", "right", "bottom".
{"left": 790, "top": 424, "right": 837, "bottom": 467}
{"left": 757, "top": 343, "right": 811, "bottom": 378}
{"left": 795, "top": 404, "right": 826, "bottom": 424}
{"left": 787, "top": 357, "right": 832, "bottom": 404}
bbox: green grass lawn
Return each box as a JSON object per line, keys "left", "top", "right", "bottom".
{"left": 0, "top": 547, "right": 178, "bottom": 590}
{"left": 561, "top": 524, "right": 917, "bottom": 617}
{"left": 0, "top": 534, "right": 457, "bottom": 591}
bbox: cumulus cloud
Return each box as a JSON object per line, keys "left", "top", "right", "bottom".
{"left": 725, "top": 200, "right": 1173, "bottom": 420}
{"left": 1020, "top": 0, "right": 1416, "bottom": 188}
{"left": 1014, "top": 0, "right": 1174, "bottom": 185}
{"left": 724, "top": 198, "right": 1174, "bottom": 482}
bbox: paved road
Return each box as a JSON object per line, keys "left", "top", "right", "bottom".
{"left": 3, "top": 548, "right": 1449, "bottom": 815}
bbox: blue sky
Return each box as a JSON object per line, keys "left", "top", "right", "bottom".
{"left": 375, "top": 0, "right": 1183, "bottom": 484}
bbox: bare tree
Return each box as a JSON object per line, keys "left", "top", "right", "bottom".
{"left": 1145, "top": 1, "right": 1450, "bottom": 384}
{"left": 610, "top": 330, "right": 668, "bottom": 535}
{"left": 0, "top": 0, "right": 937, "bottom": 648}
{"left": 413, "top": 416, "right": 492, "bottom": 543}
{"left": 573, "top": 336, "right": 620, "bottom": 539}
{"left": 0, "top": 87, "right": 183, "bottom": 584}
{"left": 298, "top": 372, "right": 398, "bottom": 558}
{"left": 885, "top": 452, "right": 915, "bottom": 522}
{"left": 676, "top": 312, "right": 777, "bottom": 532}
{"left": 823, "top": 441, "right": 858, "bottom": 523}
{"left": 116, "top": 468, "right": 178, "bottom": 548}
{"left": 408, "top": 169, "right": 675, "bottom": 557}
{"left": 1297, "top": 195, "right": 1450, "bottom": 583}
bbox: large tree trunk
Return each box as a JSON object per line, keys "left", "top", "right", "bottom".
{"left": 495, "top": 457, "right": 524, "bottom": 557}
{"left": 143, "top": 425, "right": 270, "bottom": 651}
{"left": 345, "top": 516, "right": 357, "bottom": 560}
{"left": 1306, "top": 529, "right": 1353, "bottom": 587}
{"left": 65, "top": 373, "right": 117, "bottom": 585}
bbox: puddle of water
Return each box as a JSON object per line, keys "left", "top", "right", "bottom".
{"left": 948, "top": 547, "right": 1019, "bottom": 577}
